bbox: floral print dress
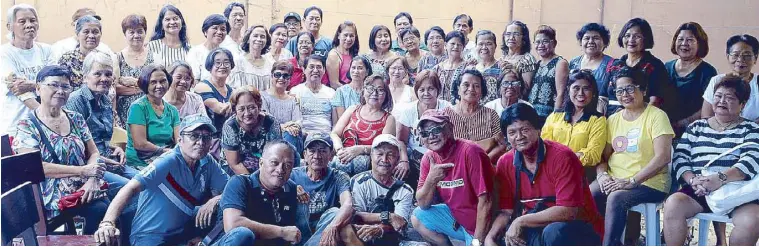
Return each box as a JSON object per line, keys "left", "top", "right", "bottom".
{"left": 116, "top": 52, "right": 155, "bottom": 128}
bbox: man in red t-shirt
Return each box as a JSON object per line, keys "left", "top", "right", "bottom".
{"left": 485, "top": 103, "right": 602, "bottom": 246}
{"left": 411, "top": 109, "right": 494, "bottom": 246}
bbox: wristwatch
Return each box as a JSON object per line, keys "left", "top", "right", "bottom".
{"left": 471, "top": 239, "right": 481, "bottom": 246}
{"left": 629, "top": 177, "right": 637, "bottom": 186}
{"left": 380, "top": 211, "right": 391, "bottom": 225}
{"left": 718, "top": 172, "right": 728, "bottom": 184}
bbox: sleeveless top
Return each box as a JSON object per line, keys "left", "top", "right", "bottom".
{"left": 116, "top": 52, "right": 154, "bottom": 128}
{"left": 197, "top": 80, "right": 233, "bottom": 136}
{"left": 330, "top": 51, "right": 352, "bottom": 85}
{"left": 528, "top": 56, "right": 563, "bottom": 117}
{"left": 342, "top": 105, "right": 389, "bottom": 147}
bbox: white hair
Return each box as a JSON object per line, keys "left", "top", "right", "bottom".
{"left": 5, "top": 4, "right": 38, "bottom": 40}
{"left": 82, "top": 51, "right": 113, "bottom": 75}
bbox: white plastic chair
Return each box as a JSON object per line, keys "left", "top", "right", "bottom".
{"left": 693, "top": 213, "right": 731, "bottom": 246}
{"left": 625, "top": 147, "right": 675, "bottom": 246}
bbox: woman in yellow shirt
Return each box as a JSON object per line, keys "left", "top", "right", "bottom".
{"left": 541, "top": 69, "right": 607, "bottom": 181}
{"left": 592, "top": 67, "right": 674, "bottom": 245}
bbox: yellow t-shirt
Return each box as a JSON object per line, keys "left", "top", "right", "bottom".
{"left": 541, "top": 112, "right": 608, "bottom": 167}
{"left": 607, "top": 105, "right": 674, "bottom": 192}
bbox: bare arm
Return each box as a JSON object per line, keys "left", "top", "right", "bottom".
{"left": 415, "top": 173, "right": 438, "bottom": 209}
{"left": 330, "top": 191, "right": 354, "bottom": 228}
{"left": 486, "top": 209, "right": 514, "bottom": 243}
{"left": 521, "top": 71, "right": 535, "bottom": 96}
{"left": 330, "top": 105, "right": 357, "bottom": 151}
{"left": 129, "top": 124, "right": 165, "bottom": 152}
{"left": 101, "top": 179, "right": 143, "bottom": 224}
{"left": 473, "top": 193, "right": 493, "bottom": 241}
{"left": 22, "top": 98, "right": 40, "bottom": 110}
{"left": 196, "top": 83, "right": 231, "bottom": 115}
{"left": 326, "top": 50, "right": 342, "bottom": 89}
{"left": 397, "top": 124, "right": 411, "bottom": 163}
{"left": 84, "top": 138, "right": 101, "bottom": 167}
{"left": 223, "top": 207, "right": 285, "bottom": 240}
{"left": 631, "top": 134, "right": 673, "bottom": 184}
{"left": 700, "top": 100, "right": 714, "bottom": 119}
{"left": 223, "top": 150, "right": 251, "bottom": 175}
{"left": 595, "top": 144, "right": 613, "bottom": 175}
{"left": 553, "top": 59, "right": 569, "bottom": 110}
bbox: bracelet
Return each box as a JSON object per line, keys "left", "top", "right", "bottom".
{"left": 99, "top": 221, "right": 115, "bottom": 228}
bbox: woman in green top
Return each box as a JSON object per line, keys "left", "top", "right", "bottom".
{"left": 125, "top": 64, "right": 180, "bottom": 168}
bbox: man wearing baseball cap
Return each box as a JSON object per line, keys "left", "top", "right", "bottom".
{"left": 94, "top": 114, "right": 231, "bottom": 246}
{"left": 340, "top": 134, "right": 415, "bottom": 245}
{"left": 411, "top": 109, "right": 494, "bottom": 246}
{"left": 289, "top": 133, "right": 354, "bottom": 245}
{"left": 50, "top": 8, "right": 115, "bottom": 62}
{"left": 283, "top": 12, "right": 302, "bottom": 39}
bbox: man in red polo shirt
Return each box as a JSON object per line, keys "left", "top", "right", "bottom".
{"left": 411, "top": 109, "right": 494, "bottom": 246}
{"left": 486, "top": 103, "right": 602, "bottom": 246}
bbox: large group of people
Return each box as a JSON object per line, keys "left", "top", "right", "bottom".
{"left": 3, "top": 2, "right": 759, "bottom": 246}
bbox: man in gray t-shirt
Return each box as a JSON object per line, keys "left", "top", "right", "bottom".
{"left": 346, "top": 134, "right": 415, "bottom": 245}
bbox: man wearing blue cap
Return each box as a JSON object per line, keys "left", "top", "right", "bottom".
{"left": 94, "top": 114, "right": 232, "bottom": 246}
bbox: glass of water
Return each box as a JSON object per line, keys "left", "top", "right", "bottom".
{"left": 73, "top": 216, "right": 85, "bottom": 235}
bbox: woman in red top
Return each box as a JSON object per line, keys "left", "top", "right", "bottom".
{"left": 288, "top": 31, "right": 328, "bottom": 89}
{"left": 330, "top": 74, "right": 397, "bottom": 176}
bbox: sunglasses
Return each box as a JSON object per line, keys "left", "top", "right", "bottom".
{"left": 273, "top": 72, "right": 292, "bottom": 80}
{"left": 181, "top": 132, "right": 213, "bottom": 143}
{"left": 417, "top": 125, "right": 444, "bottom": 138}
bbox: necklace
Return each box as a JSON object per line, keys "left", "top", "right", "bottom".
{"left": 713, "top": 117, "right": 740, "bottom": 131}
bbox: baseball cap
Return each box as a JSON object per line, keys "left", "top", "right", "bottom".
{"left": 72, "top": 8, "right": 101, "bottom": 22}
{"left": 416, "top": 109, "right": 451, "bottom": 128}
{"left": 304, "top": 133, "right": 332, "bottom": 148}
{"left": 179, "top": 114, "right": 217, "bottom": 133}
{"left": 371, "top": 134, "right": 401, "bottom": 149}
{"left": 284, "top": 12, "right": 301, "bottom": 22}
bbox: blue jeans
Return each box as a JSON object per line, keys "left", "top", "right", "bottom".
{"left": 330, "top": 155, "right": 371, "bottom": 177}
{"left": 521, "top": 220, "right": 601, "bottom": 245}
{"left": 413, "top": 204, "right": 474, "bottom": 245}
{"left": 284, "top": 130, "right": 304, "bottom": 159}
{"left": 590, "top": 181, "right": 667, "bottom": 245}
{"left": 304, "top": 207, "right": 339, "bottom": 245}
{"left": 213, "top": 227, "right": 256, "bottom": 246}
{"left": 131, "top": 205, "right": 223, "bottom": 245}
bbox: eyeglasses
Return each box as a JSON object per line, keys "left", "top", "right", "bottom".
{"left": 501, "top": 80, "right": 522, "bottom": 88}
{"left": 533, "top": 39, "right": 552, "bottom": 45}
{"left": 273, "top": 72, "right": 292, "bottom": 80}
{"left": 623, "top": 34, "right": 644, "bottom": 41}
{"left": 172, "top": 75, "right": 193, "bottom": 83}
{"left": 236, "top": 105, "right": 259, "bottom": 113}
{"left": 364, "top": 86, "right": 386, "bottom": 96}
{"left": 214, "top": 61, "right": 232, "bottom": 68}
{"left": 729, "top": 53, "right": 756, "bottom": 61}
{"left": 41, "top": 82, "right": 74, "bottom": 93}
{"left": 403, "top": 36, "right": 418, "bottom": 43}
{"left": 181, "top": 132, "right": 213, "bottom": 143}
{"left": 297, "top": 40, "right": 313, "bottom": 46}
{"left": 285, "top": 21, "right": 300, "bottom": 27}
{"left": 503, "top": 32, "right": 522, "bottom": 38}
{"left": 714, "top": 93, "right": 739, "bottom": 104}
{"left": 614, "top": 85, "right": 640, "bottom": 96}
{"left": 418, "top": 125, "right": 444, "bottom": 138}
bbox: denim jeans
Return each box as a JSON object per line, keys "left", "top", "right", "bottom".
{"left": 304, "top": 207, "right": 339, "bottom": 245}
{"left": 284, "top": 130, "right": 304, "bottom": 158}
{"left": 130, "top": 205, "right": 222, "bottom": 245}
{"left": 590, "top": 181, "right": 667, "bottom": 246}
{"left": 520, "top": 220, "right": 601, "bottom": 246}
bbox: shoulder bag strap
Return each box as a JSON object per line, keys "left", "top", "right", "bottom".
{"left": 704, "top": 142, "right": 759, "bottom": 169}
{"left": 27, "top": 111, "right": 62, "bottom": 164}
{"left": 511, "top": 165, "right": 523, "bottom": 220}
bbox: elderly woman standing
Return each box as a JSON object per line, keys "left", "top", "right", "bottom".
{"left": 591, "top": 68, "right": 674, "bottom": 246}
{"left": 187, "top": 14, "right": 230, "bottom": 83}
{"left": 163, "top": 61, "right": 207, "bottom": 119}
{"left": 229, "top": 25, "right": 274, "bottom": 90}
{"left": 1, "top": 4, "right": 52, "bottom": 136}
{"left": 65, "top": 52, "right": 138, "bottom": 179}
{"left": 148, "top": 5, "right": 191, "bottom": 67}
{"left": 432, "top": 31, "right": 467, "bottom": 102}
{"left": 221, "top": 86, "right": 283, "bottom": 175}
{"left": 265, "top": 23, "right": 294, "bottom": 61}
{"left": 470, "top": 30, "right": 502, "bottom": 103}
{"left": 125, "top": 65, "right": 180, "bottom": 169}
{"left": 701, "top": 34, "right": 759, "bottom": 123}
{"left": 291, "top": 54, "right": 336, "bottom": 136}
{"left": 332, "top": 55, "right": 372, "bottom": 121}
{"left": 569, "top": 23, "right": 614, "bottom": 102}
{"left": 499, "top": 21, "right": 539, "bottom": 94}
{"left": 448, "top": 69, "right": 506, "bottom": 161}
{"left": 541, "top": 70, "right": 607, "bottom": 181}
{"left": 387, "top": 57, "right": 416, "bottom": 105}
{"left": 400, "top": 26, "right": 427, "bottom": 84}
{"left": 326, "top": 21, "right": 359, "bottom": 89}
{"left": 417, "top": 26, "right": 447, "bottom": 71}
{"left": 115, "top": 14, "right": 158, "bottom": 129}
{"left": 330, "top": 74, "right": 396, "bottom": 176}
{"left": 602, "top": 18, "right": 678, "bottom": 118}
{"left": 484, "top": 69, "right": 531, "bottom": 117}
{"left": 58, "top": 15, "right": 118, "bottom": 89}
{"left": 394, "top": 69, "right": 452, "bottom": 189}
{"left": 664, "top": 76, "right": 759, "bottom": 246}
{"left": 194, "top": 48, "right": 235, "bottom": 138}
{"left": 362, "top": 25, "right": 397, "bottom": 79}
{"left": 665, "top": 22, "right": 718, "bottom": 136}
{"left": 13, "top": 65, "right": 110, "bottom": 234}
{"left": 527, "top": 25, "right": 569, "bottom": 124}
{"left": 262, "top": 60, "right": 303, "bottom": 154}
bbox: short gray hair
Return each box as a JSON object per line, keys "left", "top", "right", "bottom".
{"left": 75, "top": 15, "right": 101, "bottom": 34}
{"left": 82, "top": 51, "right": 113, "bottom": 75}
{"left": 6, "top": 4, "right": 38, "bottom": 40}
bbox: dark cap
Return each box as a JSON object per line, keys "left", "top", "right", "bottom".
{"left": 304, "top": 133, "right": 332, "bottom": 148}
{"left": 284, "top": 12, "right": 301, "bottom": 22}
{"left": 72, "top": 8, "right": 101, "bottom": 22}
